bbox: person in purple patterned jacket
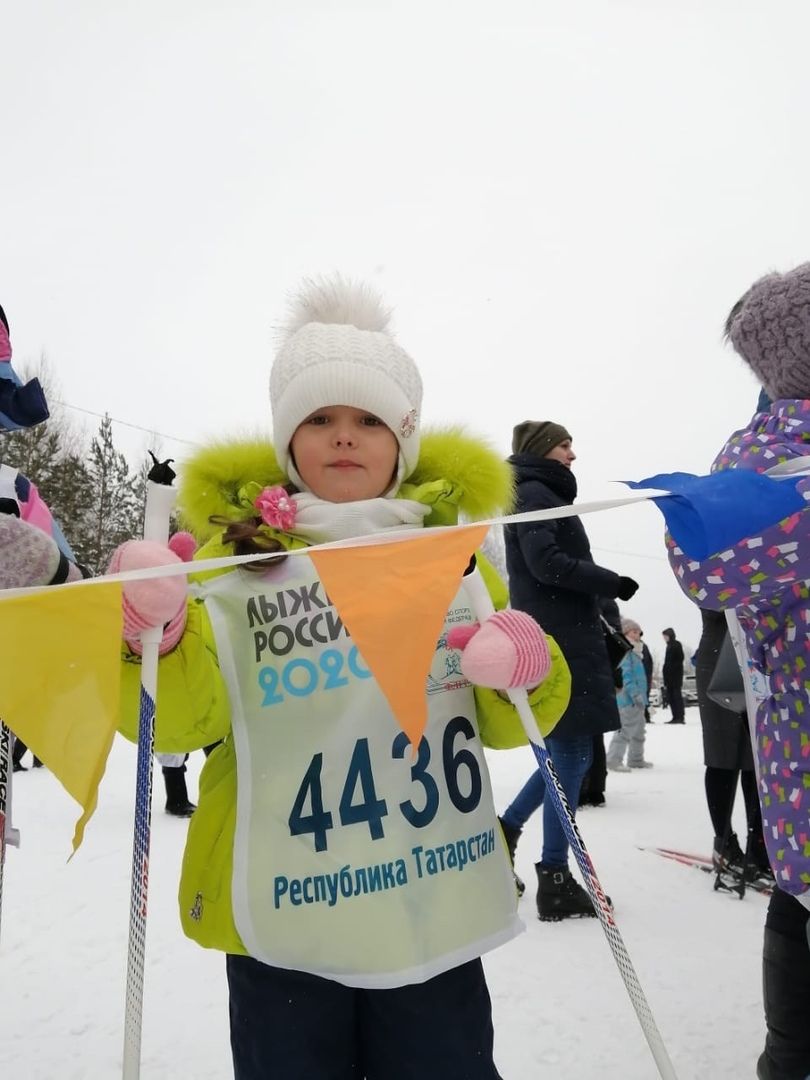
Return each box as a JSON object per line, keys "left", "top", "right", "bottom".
{"left": 668, "top": 262, "right": 810, "bottom": 1080}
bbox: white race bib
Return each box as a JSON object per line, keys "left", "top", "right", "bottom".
{"left": 201, "top": 556, "right": 521, "bottom": 988}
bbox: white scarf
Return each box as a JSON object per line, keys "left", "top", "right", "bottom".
{"left": 289, "top": 493, "right": 430, "bottom": 544}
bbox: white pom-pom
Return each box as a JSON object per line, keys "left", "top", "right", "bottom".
{"left": 279, "top": 274, "right": 392, "bottom": 341}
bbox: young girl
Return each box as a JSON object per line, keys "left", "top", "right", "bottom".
{"left": 113, "top": 276, "right": 571, "bottom": 1079}
{"left": 668, "top": 262, "right": 810, "bottom": 1080}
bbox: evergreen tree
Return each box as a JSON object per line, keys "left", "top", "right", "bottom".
{"left": 2, "top": 420, "right": 63, "bottom": 489}
{"left": 48, "top": 452, "right": 95, "bottom": 568}
{"left": 83, "top": 414, "right": 139, "bottom": 573}
{"left": 131, "top": 459, "right": 147, "bottom": 540}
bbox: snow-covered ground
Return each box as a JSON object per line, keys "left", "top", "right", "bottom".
{"left": 2, "top": 711, "right": 768, "bottom": 1080}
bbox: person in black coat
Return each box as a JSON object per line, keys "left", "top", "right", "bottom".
{"left": 497, "top": 420, "right": 639, "bottom": 920}
{"left": 662, "top": 627, "right": 685, "bottom": 723}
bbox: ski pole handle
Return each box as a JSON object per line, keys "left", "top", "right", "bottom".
{"left": 142, "top": 480, "right": 176, "bottom": 546}
{"left": 138, "top": 477, "right": 178, "bottom": 648}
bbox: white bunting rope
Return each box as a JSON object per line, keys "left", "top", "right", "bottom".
{"left": 0, "top": 488, "right": 666, "bottom": 602}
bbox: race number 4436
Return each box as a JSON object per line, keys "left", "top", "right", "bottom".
{"left": 289, "top": 717, "right": 483, "bottom": 852}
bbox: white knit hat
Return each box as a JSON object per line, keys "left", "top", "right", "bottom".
{"left": 270, "top": 275, "right": 423, "bottom": 488}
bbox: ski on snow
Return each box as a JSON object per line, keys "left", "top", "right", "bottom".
{"left": 639, "top": 846, "right": 774, "bottom": 897}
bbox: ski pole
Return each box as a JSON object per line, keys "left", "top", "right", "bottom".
{"left": 0, "top": 719, "right": 22, "bottom": 946}
{"left": 122, "top": 457, "right": 177, "bottom": 1080}
{"left": 0, "top": 721, "right": 9, "bottom": 942}
{"left": 464, "top": 566, "right": 679, "bottom": 1080}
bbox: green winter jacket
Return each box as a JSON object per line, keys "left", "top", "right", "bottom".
{"left": 118, "top": 427, "right": 571, "bottom": 955}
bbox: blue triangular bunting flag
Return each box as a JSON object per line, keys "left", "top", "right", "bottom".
{"left": 624, "top": 471, "right": 807, "bottom": 560}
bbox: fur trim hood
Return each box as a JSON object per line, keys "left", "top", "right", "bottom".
{"left": 178, "top": 427, "right": 514, "bottom": 542}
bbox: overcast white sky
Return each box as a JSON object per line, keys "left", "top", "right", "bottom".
{"left": 4, "top": 0, "right": 810, "bottom": 658}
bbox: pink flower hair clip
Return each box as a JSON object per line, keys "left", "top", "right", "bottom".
{"left": 254, "top": 486, "right": 297, "bottom": 532}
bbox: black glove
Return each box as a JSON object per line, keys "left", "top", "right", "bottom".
{"left": 617, "top": 576, "right": 639, "bottom": 601}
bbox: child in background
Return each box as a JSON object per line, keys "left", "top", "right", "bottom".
{"left": 606, "top": 618, "right": 652, "bottom": 771}
{"left": 112, "top": 276, "right": 571, "bottom": 1079}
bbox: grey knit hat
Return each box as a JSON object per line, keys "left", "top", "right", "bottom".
{"left": 621, "top": 618, "right": 641, "bottom": 634}
{"left": 727, "top": 262, "right": 810, "bottom": 400}
{"left": 512, "top": 420, "right": 572, "bottom": 459}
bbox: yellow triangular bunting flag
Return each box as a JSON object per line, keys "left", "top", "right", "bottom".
{"left": 0, "top": 582, "right": 123, "bottom": 851}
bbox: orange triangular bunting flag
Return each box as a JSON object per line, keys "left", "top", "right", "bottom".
{"left": 310, "top": 525, "right": 488, "bottom": 748}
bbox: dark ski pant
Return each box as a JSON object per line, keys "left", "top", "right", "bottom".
{"left": 759, "top": 887, "right": 810, "bottom": 1080}
{"left": 664, "top": 679, "right": 684, "bottom": 722}
{"left": 226, "top": 954, "right": 502, "bottom": 1080}
{"left": 580, "top": 733, "right": 606, "bottom": 802}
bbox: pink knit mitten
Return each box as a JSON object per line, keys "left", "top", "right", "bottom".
{"left": 0, "top": 515, "right": 81, "bottom": 588}
{"left": 447, "top": 609, "right": 552, "bottom": 690}
{"left": 107, "top": 540, "right": 188, "bottom": 655}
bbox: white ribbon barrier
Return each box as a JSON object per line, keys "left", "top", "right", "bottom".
{"left": 0, "top": 488, "right": 667, "bottom": 601}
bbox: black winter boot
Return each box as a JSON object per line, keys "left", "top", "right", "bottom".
{"left": 163, "top": 765, "right": 196, "bottom": 818}
{"left": 712, "top": 832, "right": 746, "bottom": 877}
{"left": 536, "top": 863, "right": 603, "bottom": 921}
{"left": 758, "top": 924, "right": 810, "bottom": 1079}
{"left": 497, "top": 817, "right": 525, "bottom": 897}
{"left": 579, "top": 792, "right": 606, "bottom": 807}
